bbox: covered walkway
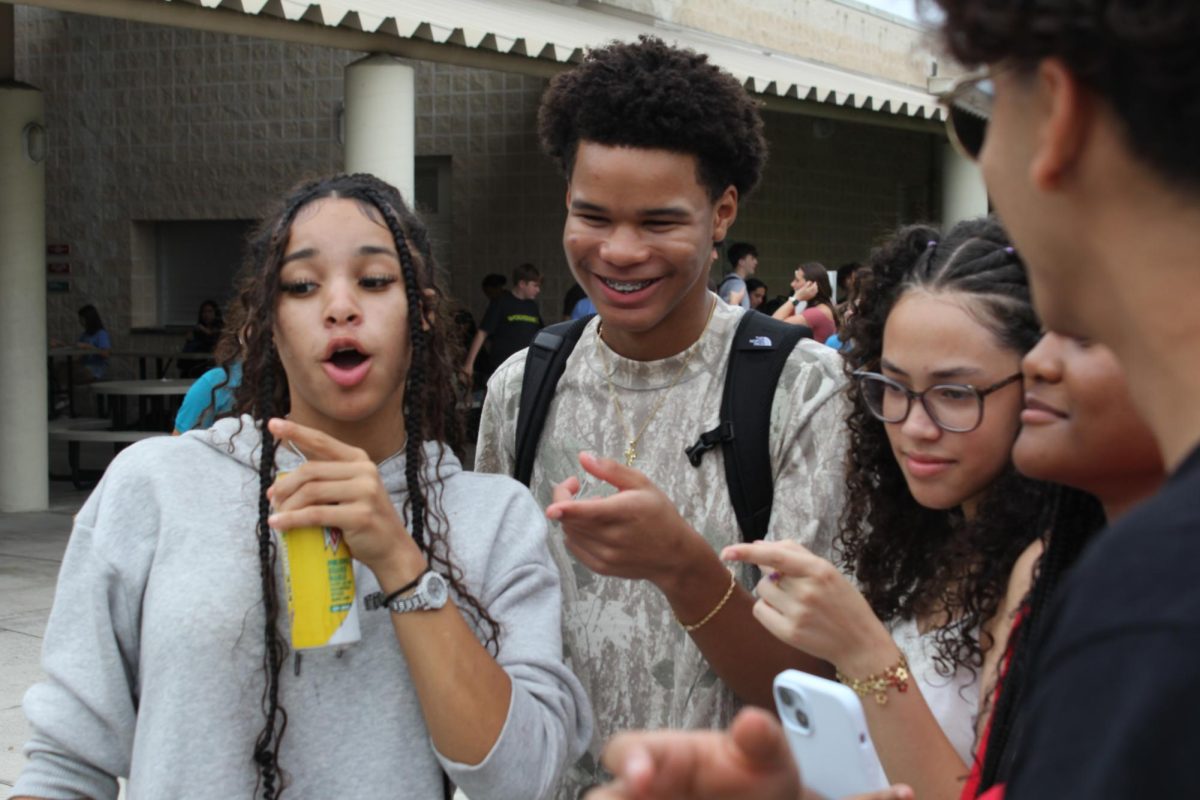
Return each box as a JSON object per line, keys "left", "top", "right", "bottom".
{"left": 1, "top": 0, "right": 986, "bottom": 512}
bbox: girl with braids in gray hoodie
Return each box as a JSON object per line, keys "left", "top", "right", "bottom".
{"left": 12, "top": 174, "right": 591, "bottom": 800}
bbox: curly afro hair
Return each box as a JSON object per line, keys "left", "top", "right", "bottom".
{"left": 537, "top": 35, "right": 768, "bottom": 201}
{"left": 839, "top": 217, "right": 1050, "bottom": 678}
{"left": 930, "top": 0, "right": 1200, "bottom": 194}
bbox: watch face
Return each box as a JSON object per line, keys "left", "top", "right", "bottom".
{"left": 423, "top": 571, "right": 449, "bottom": 609}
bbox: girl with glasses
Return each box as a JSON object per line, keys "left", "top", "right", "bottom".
{"left": 724, "top": 217, "right": 1068, "bottom": 800}
{"left": 11, "top": 174, "right": 591, "bottom": 800}
{"left": 584, "top": 226, "right": 1164, "bottom": 800}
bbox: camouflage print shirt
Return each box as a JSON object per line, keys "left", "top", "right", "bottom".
{"left": 475, "top": 298, "right": 849, "bottom": 799}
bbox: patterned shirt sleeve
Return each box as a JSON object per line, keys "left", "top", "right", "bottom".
{"left": 764, "top": 343, "right": 850, "bottom": 563}
{"left": 475, "top": 351, "right": 525, "bottom": 476}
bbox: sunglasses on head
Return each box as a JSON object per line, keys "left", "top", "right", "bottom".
{"left": 938, "top": 69, "right": 995, "bottom": 161}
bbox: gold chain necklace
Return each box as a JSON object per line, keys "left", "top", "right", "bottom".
{"left": 596, "top": 297, "right": 718, "bottom": 467}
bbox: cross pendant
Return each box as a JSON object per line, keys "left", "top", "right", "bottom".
{"left": 623, "top": 443, "right": 637, "bottom": 467}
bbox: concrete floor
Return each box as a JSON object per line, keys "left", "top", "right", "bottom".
{"left": 0, "top": 483, "right": 91, "bottom": 793}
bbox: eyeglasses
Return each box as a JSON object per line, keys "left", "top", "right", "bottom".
{"left": 853, "top": 370, "right": 1023, "bottom": 433}
{"left": 937, "top": 69, "right": 995, "bottom": 161}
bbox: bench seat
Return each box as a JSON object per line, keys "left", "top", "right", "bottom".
{"left": 49, "top": 428, "right": 168, "bottom": 488}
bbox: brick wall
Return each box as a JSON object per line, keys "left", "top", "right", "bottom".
{"left": 728, "top": 110, "right": 937, "bottom": 297}
{"left": 16, "top": 8, "right": 351, "bottom": 370}
{"left": 413, "top": 64, "right": 568, "bottom": 323}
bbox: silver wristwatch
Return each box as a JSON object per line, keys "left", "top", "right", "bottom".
{"left": 365, "top": 570, "right": 449, "bottom": 614}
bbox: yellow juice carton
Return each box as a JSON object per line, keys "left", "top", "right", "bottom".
{"left": 278, "top": 522, "right": 362, "bottom": 650}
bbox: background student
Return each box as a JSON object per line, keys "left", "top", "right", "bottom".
{"left": 463, "top": 261, "right": 544, "bottom": 382}
{"left": 771, "top": 261, "right": 839, "bottom": 343}
{"left": 718, "top": 241, "right": 759, "bottom": 308}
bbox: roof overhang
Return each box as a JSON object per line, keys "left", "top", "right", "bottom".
{"left": 11, "top": 0, "right": 943, "bottom": 129}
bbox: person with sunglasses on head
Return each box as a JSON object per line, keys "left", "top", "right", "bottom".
{"left": 927, "top": 1, "right": 1200, "bottom": 797}
{"left": 723, "top": 217, "right": 1064, "bottom": 800}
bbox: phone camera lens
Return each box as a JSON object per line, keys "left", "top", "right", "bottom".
{"left": 778, "top": 687, "right": 797, "bottom": 708}
{"left": 794, "top": 709, "right": 810, "bottom": 730}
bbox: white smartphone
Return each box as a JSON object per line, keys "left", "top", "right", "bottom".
{"left": 773, "top": 669, "right": 889, "bottom": 799}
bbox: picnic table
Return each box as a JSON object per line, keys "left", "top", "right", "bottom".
{"left": 48, "top": 378, "right": 191, "bottom": 488}
{"left": 48, "top": 347, "right": 213, "bottom": 416}
{"left": 113, "top": 348, "right": 214, "bottom": 380}
{"left": 47, "top": 345, "right": 100, "bottom": 417}
{"left": 91, "top": 378, "right": 195, "bottom": 432}
{"left": 48, "top": 416, "right": 167, "bottom": 489}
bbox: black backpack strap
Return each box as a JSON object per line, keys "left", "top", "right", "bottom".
{"left": 716, "top": 273, "right": 741, "bottom": 298}
{"left": 513, "top": 314, "right": 595, "bottom": 486}
{"left": 684, "top": 311, "right": 809, "bottom": 542}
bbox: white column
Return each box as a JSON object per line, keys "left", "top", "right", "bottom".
{"left": 0, "top": 82, "right": 48, "bottom": 511}
{"left": 344, "top": 54, "right": 415, "bottom": 204}
{"left": 941, "top": 142, "right": 989, "bottom": 227}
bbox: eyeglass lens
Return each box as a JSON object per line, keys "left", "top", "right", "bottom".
{"left": 861, "top": 376, "right": 982, "bottom": 431}
{"left": 950, "top": 105, "right": 987, "bottom": 160}
{"left": 948, "top": 77, "right": 994, "bottom": 160}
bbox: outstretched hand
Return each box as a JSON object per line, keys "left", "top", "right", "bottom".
{"left": 721, "top": 540, "right": 898, "bottom": 677}
{"left": 586, "top": 706, "right": 914, "bottom": 800}
{"left": 546, "top": 452, "right": 704, "bottom": 588}
{"left": 265, "top": 418, "right": 426, "bottom": 586}
{"left": 588, "top": 707, "right": 802, "bottom": 800}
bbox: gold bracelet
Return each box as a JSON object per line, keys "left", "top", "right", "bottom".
{"left": 836, "top": 653, "right": 910, "bottom": 705}
{"left": 678, "top": 567, "right": 737, "bottom": 633}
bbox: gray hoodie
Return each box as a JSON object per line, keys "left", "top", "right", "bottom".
{"left": 13, "top": 416, "right": 591, "bottom": 800}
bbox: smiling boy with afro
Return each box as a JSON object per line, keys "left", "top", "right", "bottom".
{"left": 475, "top": 36, "right": 848, "bottom": 798}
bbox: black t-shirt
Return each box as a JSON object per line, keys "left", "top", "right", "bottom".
{"left": 479, "top": 292, "right": 543, "bottom": 369}
{"left": 562, "top": 284, "right": 587, "bottom": 319}
{"left": 1005, "top": 443, "right": 1200, "bottom": 798}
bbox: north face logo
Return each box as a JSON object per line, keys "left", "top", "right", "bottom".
{"left": 748, "top": 335, "right": 773, "bottom": 347}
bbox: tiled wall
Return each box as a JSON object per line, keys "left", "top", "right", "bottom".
{"left": 15, "top": 8, "right": 351, "bottom": 367}
{"left": 15, "top": 7, "right": 937, "bottom": 373}
{"left": 413, "top": 63, "right": 568, "bottom": 322}
{"left": 730, "top": 112, "right": 938, "bottom": 297}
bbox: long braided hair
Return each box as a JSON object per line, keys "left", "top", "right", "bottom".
{"left": 840, "top": 217, "right": 1048, "bottom": 677}
{"left": 975, "top": 486, "right": 1105, "bottom": 792}
{"left": 224, "top": 173, "right": 496, "bottom": 798}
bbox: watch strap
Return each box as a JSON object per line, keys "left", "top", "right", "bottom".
{"left": 363, "top": 568, "right": 430, "bottom": 611}
{"left": 387, "top": 571, "right": 449, "bottom": 613}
